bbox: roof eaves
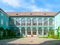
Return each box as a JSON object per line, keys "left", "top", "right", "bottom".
{"left": 0, "top": 8, "right": 9, "bottom": 17}
{"left": 54, "top": 11, "right": 60, "bottom": 16}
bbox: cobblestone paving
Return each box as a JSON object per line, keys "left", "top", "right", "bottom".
{"left": 0, "top": 37, "right": 60, "bottom": 45}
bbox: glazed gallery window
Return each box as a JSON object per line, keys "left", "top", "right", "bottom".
{"left": 38, "top": 27, "right": 42, "bottom": 35}
{"left": 32, "top": 18, "right": 37, "bottom": 25}
{"left": 16, "top": 18, "right": 20, "bottom": 25}
{"left": 21, "top": 18, "right": 25, "bottom": 26}
{"left": 27, "top": 27, "right": 31, "bottom": 35}
{"left": 32, "top": 27, "right": 37, "bottom": 35}
{"left": 38, "top": 18, "right": 42, "bottom": 26}
{"left": 49, "top": 18, "right": 54, "bottom": 26}
{"left": 27, "top": 18, "right": 31, "bottom": 26}
{"left": 1, "top": 12, "right": 3, "bottom": 16}
{"left": 1, "top": 19, "right": 3, "bottom": 25}
{"left": 10, "top": 18, "right": 15, "bottom": 26}
{"left": 44, "top": 18, "right": 48, "bottom": 26}
{"left": 21, "top": 27, "right": 25, "bottom": 35}
{"left": 44, "top": 27, "right": 48, "bottom": 35}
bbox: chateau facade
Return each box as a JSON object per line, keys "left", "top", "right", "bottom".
{"left": 0, "top": 8, "right": 60, "bottom": 37}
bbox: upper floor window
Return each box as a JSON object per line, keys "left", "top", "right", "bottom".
{"left": 44, "top": 18, "right": 48, "bottom": 26}
{"left": 6, "top": 22, "right": 8, "bottom": 26}
{"left": 21, "top": 18, "right": 25, "bottom": 26}
{"left": 16, "top": 18, "right": 20, "bottom": 25}
{"left": 38, "top": 18, "right": 42, "bottom": 26}
{"left": 27, "top": 18, "right": 31, "bottom": 26}
{"left": 49, "top": 18, "right": 54, "bottom": 26}
{"left": 32, "top": 18, "right": 37, "bottom": 25}
{"left": 1, "top": 19, "right": 3, "bottom": 25}
{"left": 1, "top": 13, "right": 3, "bottom": 16}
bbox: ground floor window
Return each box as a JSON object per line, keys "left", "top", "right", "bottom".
{"left": 32, "top": 27, "right": 36, "bottom": 35}
{"left": 38, "top": 27, "right": 42, "bottom": 35}
{"left": 21, "top": 27, "right": 25, "bottom": 36}
{"left": 27, "top": 27, "right": 31, "bottom": 35}
{"left": 44, "top": 27, "right": 48, "bottom": 35}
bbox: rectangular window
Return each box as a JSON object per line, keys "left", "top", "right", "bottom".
{"left": 6, "top": 22, "right": 8, "bottom": 26}
{"left": 44, "top": 18, "right": 48, "bottom": 26}
{"left": 21, "top": 18, "right": 25, "bottom": 26}
{"left": 32, "top": 18, "right": 37, "bottom": 25}
{"left": 49, "top": 18, "right": 54, "bottom": 26}
{"left": 16, "top": 18, "right": 20, "bottom": 25}
{"left": 38, "top": 18, "right": 42, "bottom": 26}
{"left": 27, "top": 18, "right": 31, "bottom": 26}
{"left": 1, "top": 19, "right": 3, "bottom": 25}
{"left": 1, "top": 13, "right": 3, "bottom": 16}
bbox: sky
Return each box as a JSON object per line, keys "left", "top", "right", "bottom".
{"left": 0, "top": 0, "right": 60, "bottom": 12}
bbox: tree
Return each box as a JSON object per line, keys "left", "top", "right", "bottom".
{"left": 0, "top": 27, "right": 4, "bottom": 39}
{"left": 48, "top": 29, "right": 54, "bottom": 38}
{"left": 56, "top": 26, "right": 60, "bottom": 38}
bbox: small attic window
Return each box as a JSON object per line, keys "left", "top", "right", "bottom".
{"left": 44, "top": 13, "right": 46, "bottom": 15}
{"left": 16, "top": 14, "right": 18, "bottom": 15}
{"left": 30, "top": 13, "right": 32, "bottom": 15}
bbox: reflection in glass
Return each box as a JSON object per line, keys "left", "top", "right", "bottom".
{"left": 44, "top": 18, "right": 48, "bottom": 26}
{"left": 32, "top": 18, "right": 37, "bottom": 25}
{"left": 38, "top": 27, "right": 42, "bottom": 35}
{"left": 38, "top": 18, "right": 42, "bottom": 26}
{"left": 44, "top": 27, "right": 48, "bottom": 35}
{"left": 27, "top": 18, "right": 31, "bottom": 26}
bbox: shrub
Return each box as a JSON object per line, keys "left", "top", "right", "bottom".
{"left": 48, "top": 29, "right": 54, "bottom": 38}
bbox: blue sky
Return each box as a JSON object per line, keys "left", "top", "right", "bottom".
{"left": 0, "top": 0, "right": 60, "bottom": 12}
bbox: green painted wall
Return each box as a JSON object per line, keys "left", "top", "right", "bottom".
{"left": 0, "top": 10, "right": 9, "bottom": 29}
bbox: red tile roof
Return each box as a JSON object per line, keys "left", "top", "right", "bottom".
{"left": 6, "top": 12, "right": 57, "bottom": 16}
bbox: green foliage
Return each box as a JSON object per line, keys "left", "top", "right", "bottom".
{"left": 56, "top": 26, "right": 60, "bottom": 38}
{"left": 0, "top": 27, "right": 22, "bottom": 40}
{"left": 48, "top": 29, "right": 54, "bottom": 38}
{"left": 0, "top": 27, "right": 4, "bottom": 31}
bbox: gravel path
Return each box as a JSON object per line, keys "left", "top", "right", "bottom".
{"left": 0, "top": 37, "right": 60, "bottom": 45}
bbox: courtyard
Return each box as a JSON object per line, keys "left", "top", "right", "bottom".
{"left": 0, "top": 36, "right": 60, "bottom": 45}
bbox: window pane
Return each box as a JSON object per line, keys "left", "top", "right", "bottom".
{"left": 32, "top": 18, "right": 37, "bottom": 25}
{"left": 38, "top": 27, "right": 42, "bottom": 35}
{"left": 16, "top": 18, "right": 20, "bottom": 25}
{"left": 32, "top": 27, "right": 36, "bottom": 35}
{"left": 27, "top": 27, "right": 31, "bottom": 35}
{"left": 10, "top": 18, "right": 15, "bottom": 26}
{"left": 21, "top": 27, "right": 25, "bottom": 35}
{"left": 44, "top": 18, "right": 48, "bottom": 26}
{"left": 38, "top": 18, "right": 42, "bottom": 26}
{"left": 27, "top": 18, "right": 31, "bottom": 26}
{"left": 44, "top": 27, "right": 48, "bottom": 35}
{"left": 49, "top": 18, "right": 53, "bottom": 26}
{"left": 21, "top": 18, "right": 25, "bottom": 26}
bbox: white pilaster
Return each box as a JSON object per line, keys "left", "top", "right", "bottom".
{"left": 20, "top": 18, "right": 21, "bottom": 35}
{"left": 31, "top": 18, "right": 33, "bottom": 37}
{"left": 37, "top": 18, "right": 38, "bottom": 36}
{"left": 42, "top": 18, "right": 44, "bottom": 36}
{"left": 48, "top": 18, "right": 49, "bottom": 33}
{"left": 25, "top": 18, "right": 27, "bottom": 37}
{"left": 14, "top": 18, "right": 16, "bottom": 25}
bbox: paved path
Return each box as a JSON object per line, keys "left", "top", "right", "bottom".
{"left": 0, "top": 37, "right": 60, "bottom": 45}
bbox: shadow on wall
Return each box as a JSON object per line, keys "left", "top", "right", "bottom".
{"left": 0, "top": 39, "right": 60, "bottom": 45}
{"left": 9, "top": 17, "right": 24, "bottom": 38}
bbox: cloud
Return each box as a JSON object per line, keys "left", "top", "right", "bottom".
{"left": 1, "top": 0, "right": 20, "bottom": 8}
{"left": 4, "top": 9, "right": 15, "bottom": 12}
{"left": 1, "top": 0, "right": 51, "bottom": 12}
{"left": 25, "top": 5, "right": 51, "bottom": 12}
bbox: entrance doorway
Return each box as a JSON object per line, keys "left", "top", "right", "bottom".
{"left": 27, "top": 27, "right": 37, "bottom": 37}
{"left": 27, "top": 27, "right": 31, "bottom": 35}
{"left": 32, "top": 27, "right": 36, "bottom": 35}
